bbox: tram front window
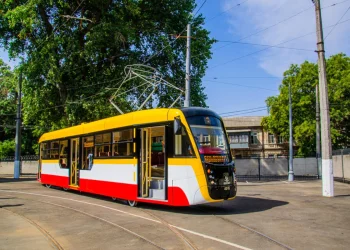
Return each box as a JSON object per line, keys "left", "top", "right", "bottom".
{"left": 187, "top": 116, "right": 231, "bottom": 163}
{"left": 187, "top": 114, "right": 236, "bottom": 200}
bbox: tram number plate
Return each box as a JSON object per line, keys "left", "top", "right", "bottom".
{"left": 224, "top": 186, "right": 230, "bottom": 190}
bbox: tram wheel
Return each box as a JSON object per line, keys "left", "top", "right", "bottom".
{"left": 127, "top": 200, "right": 138, "bottom": 207}
{"left": 63, "top": 187, "right": 69, "bottom": 191}
{"left": 112, "top": 197, "right": 117, "bottom": 201}
{"left": 45, "top": 184, "right": 51, "bottom": 188}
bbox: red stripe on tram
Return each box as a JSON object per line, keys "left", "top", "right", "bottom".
{"left": 39, "top": 174, "right": 190, "bottom": 206}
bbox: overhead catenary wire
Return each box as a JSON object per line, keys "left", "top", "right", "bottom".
{"left": 194, "top": 0, "right": 350, "bottom": 59}
{"left": 67, "top": 77, "right": 123, "bottom": 90}
{"left": 219, "top": 106, "right": 267, "bottom": 115}
{"left": 193, "top": 0, "right": 208, "bottom": 17}
{"left": 324, "top": 5, "right": 350, "bottom": 40}
{"left": 214, "top": 41, "right": 315, "bottom": 52}
{"left": 221, "top": 108, "right": 268, "bottom": 117}
{"left": 32, "top": 0, "right": 86, "bottom": 52}
{"left": 206, "top": 0, "right": 249, "bottom": 22}
{"left": 143, "top": 0, "right": 208, "bottom": 64}
{"left": 203, "top": 79, "right": 276, "bottom": 91}
{"left": 207, "top": 17, "right": 350, "bottom": 70}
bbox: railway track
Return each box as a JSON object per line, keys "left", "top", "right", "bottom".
{"left": 1, "top": 194, "right": 201, "bottom": 250}
{"left": 139, "top": 208, "right": 199, "bottom": 250}
{"left": 1, "top": 196, "right": 166, "bottom": 250}
{"left": 2, "top": 207, "right": 64, "bottom": 250}
{"left": 191, "top": 206, "right": 293, "bottom": 250}
{"left": 1, "top": 188, "right": 286, "bottom": 250}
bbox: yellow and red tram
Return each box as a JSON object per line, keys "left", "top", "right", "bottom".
{"left": 38, "top": 107, "right": 237, "bottom": 206}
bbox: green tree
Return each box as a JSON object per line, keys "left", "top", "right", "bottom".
{"left": 0, "top": 59, "right": 36, "bottom": 157}
{"left": 0, "top": 59, "right": 16, "bottom": 157}
{"left": 0, "top": 0, "right": 214, "bottom": 141}
{"left": 262, "top": 53, "right": 350, "bottom": 156}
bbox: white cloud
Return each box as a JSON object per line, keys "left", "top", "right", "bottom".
{"left": 223, "top": 0, "right": 350, "bottom": 76}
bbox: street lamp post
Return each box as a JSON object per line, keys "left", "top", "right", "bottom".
{"left": 288, "top": 81, "right": 294, "bottom": 181}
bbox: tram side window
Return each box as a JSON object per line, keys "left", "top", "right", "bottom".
{"left": 41, "top": 142, "right": 49, "bottom": 159}
{"left": 174, "top": 127, "right": 194, "bottom": 157}
{"left": 59, "top": 140, "right": 68, "bottom": 168}
{"left": 95, "top": 133, "right": 111, "bottom": 157}
{"left": 50, "top": 141, "right": 59, "bottom": 159}
{"left": 112, "top": 129, "right": 133, "bottom": 157}
{"left": 83, "top": 136, "right": 94, "bottom": 169}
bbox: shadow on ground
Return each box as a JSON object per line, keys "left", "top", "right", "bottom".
{"left": 10, "top": 181, "right": 288, "bottom": 216}
{"left": 139, "top": 196, "right": 288, "bottom": 215}
{"left": 0, "top": 204, "right": 24, "bottom": 208}
{"left": 0, "top": 176, "right": 37, "bottom": 183}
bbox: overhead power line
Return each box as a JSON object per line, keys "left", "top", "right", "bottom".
{"left": 206, "top": 0, "right": 249, "bottom": 22}
{"left": 219, "top": 106, "right": 267, "bottom": 115}
{"left": 324, "top": 5, "right": 350, "bottom": 40}
{"left": 203, "top": 76, "right": 281, "bottom": 80}
{"left": 203, "top": 79, "right": 276, "bottom": 91}
{"left": 221, "top": 108, "right": 268, "bottom": 117}
{"left": 193, "top": 0, "right": 208, "bottom": 17}
{"left": 238, "top": 5, "right": 314, "bottom": 42}
{"left": 215, "top": 40, "right": 315, "bottom": 52}
{"left": 34, "top": 0, "right": 86, "bottom": 52}
{"left": 203, "top": 0, "right": 350, "bottom": 57}
{"left": 207, "top": 17, "right": 350, "bottom": 70}
{"left": 143, "top": 0, "right": 208, "bottom": 64}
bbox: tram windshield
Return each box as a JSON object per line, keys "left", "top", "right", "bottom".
{"left": 187, "top": 116, "right": 231, "bottom": 164}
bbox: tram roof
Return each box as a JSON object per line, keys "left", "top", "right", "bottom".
{"left": 39, "top": 108, "right": 178, "bottom": 142}
{"left": 39, "top": 107, "right": 221, "bottom": 143}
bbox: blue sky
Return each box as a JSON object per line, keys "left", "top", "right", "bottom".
{"left": 196, "top": 0, "right": 350, "bottom": 116}
{"left": 1, "top": 0, "right": 350, "bottom": 117}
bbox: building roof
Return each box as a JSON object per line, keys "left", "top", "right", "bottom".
{"left": 222, "top": 116, "right": 264, "bottom": 128}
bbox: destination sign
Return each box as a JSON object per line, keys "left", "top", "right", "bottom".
{"left": 204, "top": 155, "right": 226, "bottom": 163}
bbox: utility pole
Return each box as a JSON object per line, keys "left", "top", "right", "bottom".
{"left": 14, "top": 66, "right": 23, "bottom": 179}
{"left": 313, "top": 0, "right": 334, "bottom": 197}
{"left": 316, "top": 84, "right": 321, "bottom": 179}
{"left": 184, "top": 23, "right": 191, "bottom": 107}
{"left": 288, "top": 81, "right": 294, "bottom": 182}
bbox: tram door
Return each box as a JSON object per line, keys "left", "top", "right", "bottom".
{"left": 138, "top": 126, "right": 167, "bottom": 200}
{"left": 70, "top": 138, "right": 80, "bottom": 187}
{"left": 140, "top": 128, "right": 151, "bottom": 197}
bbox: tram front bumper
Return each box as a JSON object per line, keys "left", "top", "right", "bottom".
{"left": 208, "top": 180, "right": 237, "bottom": 200}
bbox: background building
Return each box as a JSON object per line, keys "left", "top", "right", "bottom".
{"left": 223, "top": 116, "right": 291, "bottom": 158}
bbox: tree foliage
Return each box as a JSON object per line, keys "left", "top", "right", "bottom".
{"left": 0, "top": 0, "right": 214, "bottom": 140}
{"left": 262, "top": 53, "right": 350, "bottom": 156}
{"left": 0, "top": 59, "right": 36, "bottom": 156}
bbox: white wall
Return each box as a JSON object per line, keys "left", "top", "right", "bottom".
{"left": 0, "top": 161, "right": 38, "bottom": 175}
{"left": 235, "top": 157, "right": 318, "bottom": 176}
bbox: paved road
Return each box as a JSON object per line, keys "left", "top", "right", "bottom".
{"left": 1, "top": 177, "right": 350, "bottom": 250}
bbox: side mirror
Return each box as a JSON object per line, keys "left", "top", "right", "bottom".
{"left": 174, "top": 117, "right": 182, "bottom": 135}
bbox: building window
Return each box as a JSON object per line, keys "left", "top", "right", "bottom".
{"left": 250, "top": 132, "right": 259, "bottom": 144}
{"left": 278, "top": 135, "right": 284, "bottom": 144}
{"left": 230, "top": 133, "right": 249, "bottom": 144}
{"left": 268, "top": 133, "right": 275, "bottom": 144}
{"left": 268, "top": 154, "right": 275, "bottom": 158}
{"left": 251, "top": 154, "right": 260, "bottom": 158}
